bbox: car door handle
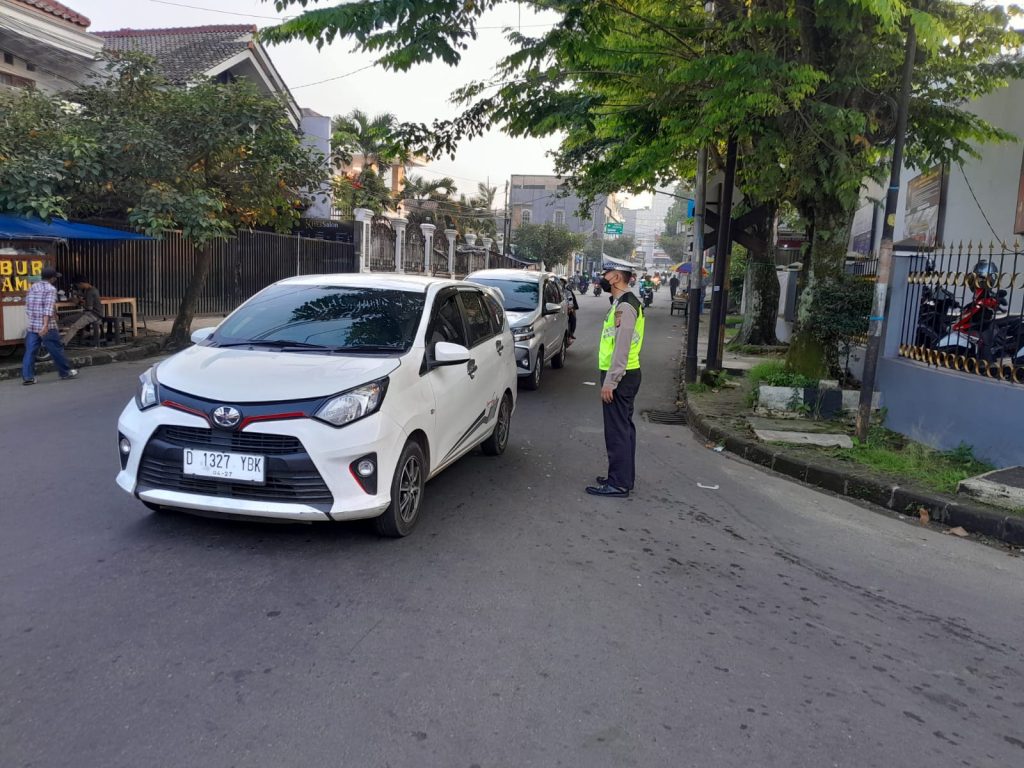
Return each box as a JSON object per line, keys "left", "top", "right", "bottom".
{"left": 467, "top": 359, "right": 478, "bottom": 378}
{"left": 495, "top": 339, "right": 504, "bottom": 355}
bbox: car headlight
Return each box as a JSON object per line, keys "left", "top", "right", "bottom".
{"left": 314, "top": 378, "right": 389, "bottom": 428}
{"left": 136, "top": 366, "right": 158, "bottom": 410}
{"left": 513, "top": 324, "right": 535, "bottom": 341}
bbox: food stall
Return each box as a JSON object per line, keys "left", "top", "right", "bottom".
{"left": 0, "top": 215, "right": 151, "bottom": 351}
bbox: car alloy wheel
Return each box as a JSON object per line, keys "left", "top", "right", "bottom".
{"left": 482, "top": 393, "right": 512, "bottom": 456}
{"left": 398, "top": 454, "right": 423, "bottom": 524}
{"left": 376, "top": 440, "right": 427, "bottom": 537}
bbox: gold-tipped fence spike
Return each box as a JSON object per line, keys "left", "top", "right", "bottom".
{"left": 966, "top": 241, "right": 974, "bottom": 256}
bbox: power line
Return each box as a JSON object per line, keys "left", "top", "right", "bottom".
{"left": 146, "top": 0, "right": 295, "bottom": 20}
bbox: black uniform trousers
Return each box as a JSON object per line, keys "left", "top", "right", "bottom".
{"left": 600, "top": 369, "right": 642, "bottom": 490}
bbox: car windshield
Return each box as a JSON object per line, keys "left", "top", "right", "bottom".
{"left": 212, "top": 285, "right": 425, "bottom": 352}
{"left": 471, "top": 279, "right": 538, "bottom": 312}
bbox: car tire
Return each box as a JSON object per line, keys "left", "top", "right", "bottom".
{"left": 551, "top": 334, "right": 568, "bottom": 369}
{"left": 481, "top": 393, "right": 513, "bottom": 456}
{"left": 375, "top": 440, "right": 426, "bottom": 538}
{"left": 522, "top": 348, "right": 543, "bottom": 390}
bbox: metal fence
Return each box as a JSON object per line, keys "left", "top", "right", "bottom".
{"left": 56, "top": 217, "right": 535, "bottom": 321}
{"left": 897, "top": 241, "right": 1024, "bottom": 385}
{"left": 57, "top": 229, "right": 357, "bottom": 318}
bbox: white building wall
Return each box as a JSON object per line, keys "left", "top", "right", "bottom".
{"left": 894, "top": 79, "right": 1024, "bottom": 247}
{"left": 300, "top": 111, "right": 333, "bottom": 220}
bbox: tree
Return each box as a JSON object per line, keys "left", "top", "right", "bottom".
{"left": 513, "top": 223, "right": 585, "bottom": 266}
{"left": 601, "top": 236, "right": 635, "bottom": 262}
{"left": 263, "top": 0, "right": 1024, "bottom": 373}
{"left": 0, "top": 53, "right": 328, "bottom": 348}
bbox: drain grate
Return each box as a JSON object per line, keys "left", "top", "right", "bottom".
{"left": 645, "top": 409, "right": 687, "bottom": 425}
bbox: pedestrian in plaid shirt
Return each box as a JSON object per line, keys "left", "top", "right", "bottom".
{"left": 21, "top": 267, "right": 78, "bottom": 385}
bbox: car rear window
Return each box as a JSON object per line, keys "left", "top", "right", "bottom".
{"left": 471, "top": 279, "right": 538, "bottom": 312}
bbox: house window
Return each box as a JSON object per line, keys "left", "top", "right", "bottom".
{"left": 25, "top": 63, "right": 36, "bottom": 72}
{"left": 0, "top": 72, "right": 34, "bottom": 89}
{"left": 3, "top": 53, "right": 13, "bottom": 65}
{"left": 521, "top": 209, "right": 532, "bottom": 225}
{"left": 553, "top": 210, "right": 565, "bottom": 226}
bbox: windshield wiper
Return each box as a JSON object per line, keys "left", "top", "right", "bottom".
{"left": 505, "top": 306, "right": 535, "bottom": 312}
{"left": 215, "top": 339, "right": 328, "bottom": 350}
{"left": 326, "top": 345, "right": 404, "bottom": 353}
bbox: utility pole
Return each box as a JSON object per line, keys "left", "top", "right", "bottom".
{"left": 685, "top": 148, "right": 708, "bottom": 383}
{"left": 503, "top": 180, "right": 511, "bottom": 256}
{"left": 856, "top": 24, "right": 917, "bottom": 442}
{"left": 705, "top": 135, "right": 738, "bottom": 371}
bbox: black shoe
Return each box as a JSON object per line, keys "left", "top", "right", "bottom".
{"left": 596, "top": 476, "right": 634, "bottom": 490}
{"left": 585, "top": 484, "right": 629, "bottom": 498}
{"left": 22, "top": 378, "right": 36, "bottom": 386}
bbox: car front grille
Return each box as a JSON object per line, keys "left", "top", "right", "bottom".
{"left": 137, "top": 426, "right": 333, "bottom": 510}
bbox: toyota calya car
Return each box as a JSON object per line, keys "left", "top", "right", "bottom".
{"left": 116, "top": 274, "right": 517, "bottom": 536}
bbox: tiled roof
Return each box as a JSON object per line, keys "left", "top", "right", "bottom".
{"left": 15, "top": 0, "right": 91, "bottom": 27}
{"left": 97, "top": 25, "right": 257, "bottom": 84}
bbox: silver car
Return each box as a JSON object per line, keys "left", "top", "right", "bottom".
{"left": 465, "top": 269, "right": 569, "bottom": 390}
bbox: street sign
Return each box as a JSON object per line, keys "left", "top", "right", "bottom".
{"left": 604, "top": 222, "right": 624, "bottom": 235}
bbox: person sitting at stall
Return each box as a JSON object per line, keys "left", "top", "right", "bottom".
{"left": 60, "top": 274, "right": 105, "bottom": 346}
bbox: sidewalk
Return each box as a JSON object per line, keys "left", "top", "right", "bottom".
{"left": 0, "top": 315, "right": 225, "bottom": 382}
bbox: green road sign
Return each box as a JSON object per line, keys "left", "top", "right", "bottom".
{"left": 604, "top": 222, "right": 624, "bottom": 235}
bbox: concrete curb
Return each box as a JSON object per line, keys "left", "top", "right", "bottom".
{"left": 685, "top": 395, "right": 1024, "bottom": 547}
{"left": 0, "top": 340, "right": 165, "bottom": 381}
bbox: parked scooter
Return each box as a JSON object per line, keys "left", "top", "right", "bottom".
{"left": 934, "top": 261, "right": 1024, "bottom": 365}
{"left": 915, "top": 283, "right": 959, "bottom": 347}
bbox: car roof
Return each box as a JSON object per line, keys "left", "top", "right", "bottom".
{"left": 466, "top": 269, "right": 551, "bottom": 282}
{"left": 275, "top": 273, "right": 461, "bottom": 293}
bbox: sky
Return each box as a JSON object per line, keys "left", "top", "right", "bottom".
{"left": 75, "top": 0, "right": 574, "bottom": 210}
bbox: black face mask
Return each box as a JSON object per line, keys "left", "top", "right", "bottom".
{"left": 599, "top": 278, "right": 613, "bottom": 292}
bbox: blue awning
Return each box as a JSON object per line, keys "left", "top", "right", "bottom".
{"left": 0, "top": 215, "right": 153, "bottom": 240}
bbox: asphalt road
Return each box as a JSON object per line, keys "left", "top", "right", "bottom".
{"left": 1, "top": 287, "right": 1022, "bottom": 768}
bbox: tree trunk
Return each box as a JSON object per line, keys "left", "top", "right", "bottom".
{"left": 731, "top": 205, "right": 779, "bottom": 347}
{"left": 165, "top": 244, "right": 214, "bottom": 350}
{"left": 786, "top": 208, "right": 852, "bottom": 376}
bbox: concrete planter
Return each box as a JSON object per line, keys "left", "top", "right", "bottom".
{"left": 756, "top": 383, "right": 880, "bottom": 417}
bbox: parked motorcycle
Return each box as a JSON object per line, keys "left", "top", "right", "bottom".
{"left": 934, "top": 261, "right": 1024, "bottom": 365}
{"left": 915, "top": 283, "right": 959, "bottom": 347}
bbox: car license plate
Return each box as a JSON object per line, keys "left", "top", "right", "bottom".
{"left": 183, "top": 448, "right": 265, "bottom": 484}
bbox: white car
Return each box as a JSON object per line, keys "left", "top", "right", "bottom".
{"left": 115, "top": 274, "right": 517, "bottom": 536}
{"left": 464, "top": 269, "right": 569, "bottom": 390}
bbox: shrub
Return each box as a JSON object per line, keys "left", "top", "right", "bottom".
{"left": 748, "top": 360, "right": 816, "bottom": 389}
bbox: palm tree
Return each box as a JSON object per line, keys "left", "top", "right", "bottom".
{"left": 330, "top": 109, "right": 410, "bottom": 174}
{"left": 469, "top": 182, "right": 498, "bottom": 237}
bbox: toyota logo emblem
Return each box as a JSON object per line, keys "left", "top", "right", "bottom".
{"left": 212, "top": 406, "right": 241, "bottom": 428}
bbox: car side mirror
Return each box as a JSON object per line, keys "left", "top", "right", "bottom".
{"left": 432, "top": 341, "right": 471, "bottom": 366}
{"left": 190, "top": 327, "right": 216, "bottom": 345}
{"left": 544, "top": 302, "right": 562, "bottom": 315}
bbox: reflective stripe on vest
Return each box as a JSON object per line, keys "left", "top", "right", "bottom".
{"left": 598, "top": 295, "right": 644, "bottom": 371}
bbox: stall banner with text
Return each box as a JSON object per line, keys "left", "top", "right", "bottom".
{"left": 0, "top": 259, "right": 44, "bottom": 294}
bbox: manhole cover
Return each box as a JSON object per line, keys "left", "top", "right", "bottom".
{"left": 645, "top": 410, "right": 687, "bottom": 425}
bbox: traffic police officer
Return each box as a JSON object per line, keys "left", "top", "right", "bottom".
{"left": 586, "top": 261, "right": 645, "bottom": 498}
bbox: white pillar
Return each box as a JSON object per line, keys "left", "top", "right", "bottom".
{"left": 482, "top": 237, "right": 493, "bottom": 270}
{"left": 354, "top": 207, "right": 373, "bottom": 273}
{"left": 464, "top": 233, "right": 477, "bottom": 247}
{"left": 392, "top": 217, "right": 408, "bottom": 274}
{"left": 445, "top": 228, "right": 458, "bottom": 279}
{"left": 421, "top": 223, "right": 436, "bottom": 274}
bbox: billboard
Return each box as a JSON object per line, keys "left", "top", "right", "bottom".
{"left": 904, "top": 166, "right": 946, "bottom": 247}
{"left": 1015, "top": 150, "right": 1024, "bottom": 235}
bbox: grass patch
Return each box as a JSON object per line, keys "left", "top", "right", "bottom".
{"left": 687, "top": 381, "right": 710, "bottom": 394}
{"left": 725, "top": 314, "right": 743, "bottom": 328}
{"left": 834, "top": 427, "right": 995, "bottom": 495}
{"left": 747, "top": 360, "right": 817, "bottom": 389}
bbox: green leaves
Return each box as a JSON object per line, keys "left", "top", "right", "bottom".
{"left": 513, "top": 222, "right": 585, "bottom": 266}
{"left": 0, "top": 52, "right": 328, "bottom": 243}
